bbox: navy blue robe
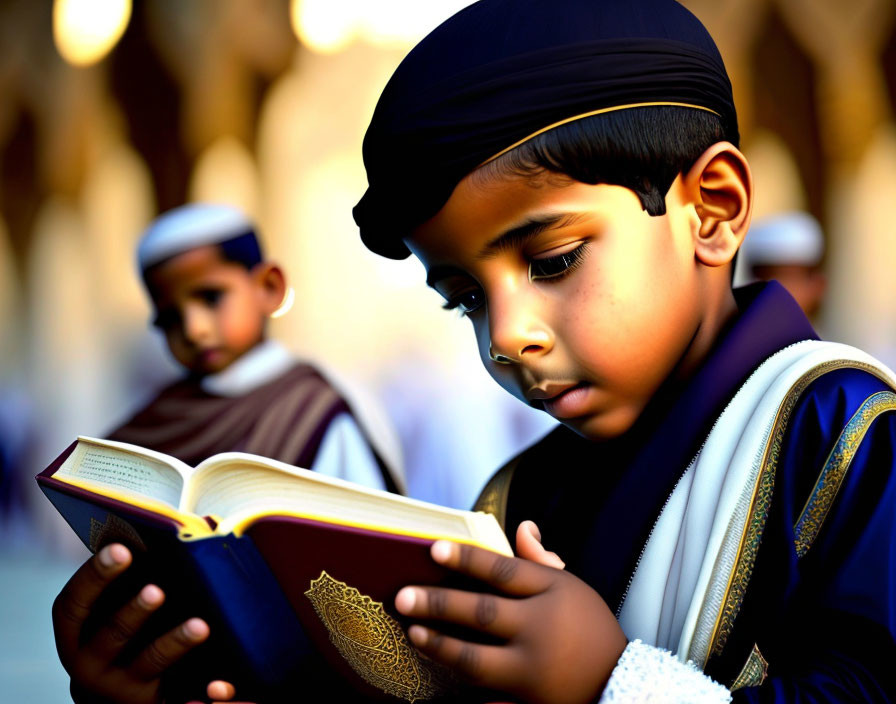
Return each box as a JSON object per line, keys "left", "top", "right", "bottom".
{"left": 495, "top": 281, "right": 896, "bottom": 701}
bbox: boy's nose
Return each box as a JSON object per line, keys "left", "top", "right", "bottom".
{"left": 182, "top": 305, "right": 215, "bottom": 345}
{"left": 487, "top": 294, "right": 552, "bottom": 365}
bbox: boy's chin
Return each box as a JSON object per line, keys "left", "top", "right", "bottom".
{"left": 560, "top": 409, "right": 639, "bottom": 442}
{"left": 184, "top": 356, "right": 232, "bottom": 377}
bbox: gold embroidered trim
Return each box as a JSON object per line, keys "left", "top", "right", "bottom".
{"left": 708, "top": 360, "right": 894, "bottom": 659}
{"left": 480, "top": 102, "right": 721, "bottom": 165}
{"left": 730, "top": 643, "right": 769, "bottom": 690}
{"left": 793, "top": 391, "right": 896, "bottom": 557}
{"left": 473, "top": 458, "right": 519, "bottom": 531}
{"left": 305, "top": 571, "right": 451, "bottom": 701}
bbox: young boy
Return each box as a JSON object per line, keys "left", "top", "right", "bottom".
{"left": 350, "top": 0, "right": 896, "bottom": 701}
{"left": 735, "top": 211, "right": 827, "bottom": 320}
{"left": 53, "top": 2, "right": 896, "bottom": 703}
{"left": 51, "top": 203, "right": 401, "bottom": 704}
{"left": 109, "top": 202, "right": 400, "bottom": 491}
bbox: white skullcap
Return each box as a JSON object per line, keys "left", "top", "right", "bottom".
{"left": 741, "top": 211, "right": 824, "bottom": 268}
{"left": 137, "top": 203, "right": 254, "bottom": 271}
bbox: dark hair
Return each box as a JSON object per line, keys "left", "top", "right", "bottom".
{"left": 484, "top": 106, "right": 730, "bottom": 216}
{"left": 216, "top": 230, "right": 263, "bottom": 270}
{"left": 141, "top": 230, "right": 263, "bottom": 287}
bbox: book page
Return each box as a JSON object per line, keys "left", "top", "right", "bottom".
{"left": 55, "top": 442, "right": 184, "bottom": 507}
{"left": 191, "top": 462, "right": 474, "bottom": 540}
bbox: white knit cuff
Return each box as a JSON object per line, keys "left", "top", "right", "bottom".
{"left": 598, "top": 640, "right": 732, "bottom": 703}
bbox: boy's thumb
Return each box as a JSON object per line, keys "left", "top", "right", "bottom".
{"left": 515, "top": 520, "right": 566, "bottom": 569}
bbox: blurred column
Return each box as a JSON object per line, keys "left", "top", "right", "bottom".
{"left": 189, "top": 135, "right": 261, "bottom": 222}
{"left": 25, "top": 198, "right": 100, "bottom": 557}
{"left": 682, "top": 0, "right": 767, "bottom": 138}
{"left": 743, "top": 129, "right": 808, "bottom": 220}
{"left": 775, "top": 0, "right": 896, "bottom": 358}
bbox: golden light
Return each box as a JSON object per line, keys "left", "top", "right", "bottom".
{"left": 53, "top": 0, "right": 132, "bottom": 67}
{"left": 290, "top": 0, "right": 476, "bottom": 54}
{"left": 290, "top": 0, "right": 357, "bottom": 54}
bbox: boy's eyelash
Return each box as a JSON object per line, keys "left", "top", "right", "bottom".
{"left": 439, "top": 244, "right": 588, "bottom": 314}
{"left": 441, "top": 289, "right": 485, "bottom": 315}
{"left": 529, "top": 243, "right": 588, "bottom": 281}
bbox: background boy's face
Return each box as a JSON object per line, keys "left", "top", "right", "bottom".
{"left": 406, "top": 171, "right": 711, "bottom": 440}
{"left": 144, "top": 245, "right": 268, "bottom": 376}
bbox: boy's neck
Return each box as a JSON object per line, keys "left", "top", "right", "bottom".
{"left": 198, "top": 340, "right": 295, "bottom": 397}
{"left": 672, "top": 282, "right": 739, "bottom": 386}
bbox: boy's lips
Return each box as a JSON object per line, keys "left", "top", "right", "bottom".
{"left": 527, "top": 382, "right": 592, "bottom": 419}
{"left": 198, "top": 348, "right": 226, "bottom": 365}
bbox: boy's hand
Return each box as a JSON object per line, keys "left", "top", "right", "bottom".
{"left": 53, "top": 543, "right": 210, "bottom": 704}
{"left": 394, "top": 533, "right": 628, "bottom": 704}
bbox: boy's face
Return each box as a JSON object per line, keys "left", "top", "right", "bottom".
{"left": 406, "top": 171, "right": 714, "bottom": 441}
{"left": 145, "top": 246, "right": 269, "bottom": 376}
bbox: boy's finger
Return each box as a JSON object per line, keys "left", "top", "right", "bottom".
{"left": 406, "top": 625, "right": 519, "bottom": 689}
{"left": 395, "top": 586, "right": 520, "bottom": 638}
{"left": 430, "top": 541, "right": 550, "bottom": 595}
{"left": 88, "top": 584, "right": 165, "bottom": 663}
{"left": 207, "top": 681, "right": 236, "bottom": 700}
{"left": 515, "top": 521, "right": 566, "bottom": 569}
{"left": 128, "top": 618, "right": 210, "bottom": 681}
{"left": 52, "top": 544, "right": 133, "bottom": 660}
{"left": 207, "top": 681, "right": 258, "bottom": 704}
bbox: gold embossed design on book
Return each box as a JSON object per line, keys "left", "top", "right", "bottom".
{"left": 89, "top": 513, "right": 146, "bottom": 553}
{"left": 305, "top": 571, "right": 450, "bottom": 702}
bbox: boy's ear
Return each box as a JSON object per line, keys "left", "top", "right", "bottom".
{"left": 681, "top": 141, "right": 752, "bottom": 268}
{"left": 252, "top": 263, "right": 288, "bottom": 316}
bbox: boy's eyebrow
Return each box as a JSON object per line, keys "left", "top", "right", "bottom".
{"left": 424, "top": 211, "right": 588, "bottom": 288}
{"left": 478, "top": 212, "right": 588, "bottom": 259}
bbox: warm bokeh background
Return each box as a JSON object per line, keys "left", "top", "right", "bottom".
{"left": 1, "top": 0, "right": 894, "bottom": 700}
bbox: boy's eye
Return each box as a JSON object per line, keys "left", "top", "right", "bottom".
{"left": 196, "top": 289, "right": 224, "bottom": 306}
{"left": 442, "top": 288, "right": 485, "bottom": 315}
{"left": 529, "top": 243, "right": 587, "bottom": 281}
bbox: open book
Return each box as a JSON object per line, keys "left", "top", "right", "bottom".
{"left": 38, "top": 436, "right": 511, "bottom": 702}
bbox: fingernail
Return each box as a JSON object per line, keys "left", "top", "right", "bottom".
{"left": 184, "top": 618, "right": 208, "bottom": 640}
{"left": 98, "top": 544, "right": 126, "bottom": 568}
{"left": 431, "top": 540, "right": 452, "bottom": 563}
{"left": 395, "top": 587, "right": 416, "bottom": 614}
{"left": 137, "top": 584, "right": 163, "bottom": 608}
{"left": 408, "top": 625, "right": 428, "bottom": 646}
{"left": 526, "top": 521, "right": 541, "bottom": 543}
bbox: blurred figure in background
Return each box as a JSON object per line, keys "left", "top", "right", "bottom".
{"left": 51, "top": 203, "right": 408, "bottom": 704}
{"left": 736, "top": 211, "right": 828, "bottom": 320}
{"left": 0, "top": 384, "right": 35, "bottom": 549}
{"left": 107, "top": 203, "right": 402, "bottom": 492}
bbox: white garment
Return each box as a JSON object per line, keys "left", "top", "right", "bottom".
{"left": 200, "top": 340, "right": 389, "bottom": 491}
{"left": 600, "top": 341, "right": 896, "bottom": 701}
{"left": 199, "top": 340, "right": 297, "bottom": 397}
{"left": 310, "top": 413, "right": 386, "bottom": 491}
{"left": 600, "top": 640, "right": 731, "bottom": 704}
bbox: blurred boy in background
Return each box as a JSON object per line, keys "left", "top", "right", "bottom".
{"left": 735, "top": 211, "right": 827, "bottom": 319}
{"left": 51, "top": 202, "right": 404, "bottom": 704}
{"left": 108, "top": 203, "right": 401, "bottom": 492}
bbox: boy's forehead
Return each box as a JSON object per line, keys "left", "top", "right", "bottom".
{"left": 406, "top": 170, "right": 648, "bottom": 267}
{"left": 144, "top": 246, "right": 242, "bottom": 299}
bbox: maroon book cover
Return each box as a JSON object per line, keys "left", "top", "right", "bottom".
{"left": 248, "top": 516, "right": 469, "bottom": 701}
